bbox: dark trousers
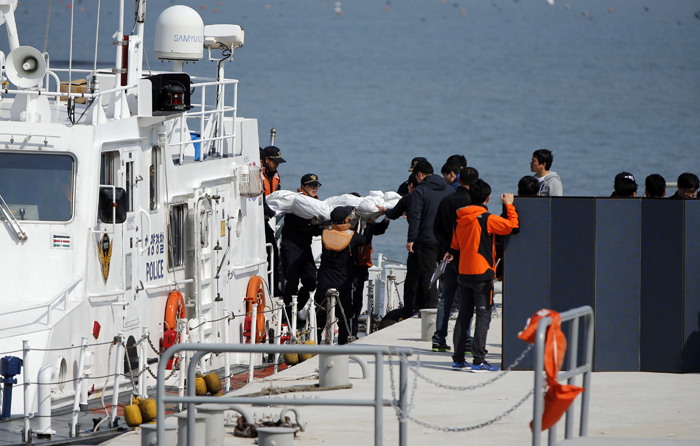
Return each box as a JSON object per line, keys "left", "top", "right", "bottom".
{"left": 281, "top": 241, "right": 317, "bottom": 309}
{"left": 452, "top": 277, "right": 493, "bottom": 365}
{"left": 432, "top": 261, "right": 459, "bottom": 345}
{"left": 351, "top": 279, "right": 364, "bottom": 337}
{"left": 402, "top": 242, "right": 440, "bottom": 319}
{"left": 265, "top": 222, "right": 282, "bottom": 297}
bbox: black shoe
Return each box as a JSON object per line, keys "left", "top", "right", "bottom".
{"left": 432, "top": 343, "right": 451, "bottom": 352}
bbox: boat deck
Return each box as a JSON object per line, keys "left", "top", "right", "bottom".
{"left": 108, "top": 304, "right": 700, "bottom": 446}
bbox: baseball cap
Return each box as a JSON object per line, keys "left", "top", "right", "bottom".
{"left": 409, "top": 157, "right": 428, "bottom": 172}
{"left": 301, "top": 173, "right": 322, "bottom": 187}
{"left": 615, "top": 172, "right": 637, "bottom": 186}
{"left": 330, "top": 206, "right": 352, "bottom": 224}
{"left": 264, "top": 146, "right": 286, "bottom": 163}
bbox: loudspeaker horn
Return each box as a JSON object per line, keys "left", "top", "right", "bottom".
{"left": 5, "top": 46, "right": 46, "bottom": 89}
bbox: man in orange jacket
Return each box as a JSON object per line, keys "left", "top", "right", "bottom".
{"left": 448, "top": 179, "right": 519, "bottom": 372}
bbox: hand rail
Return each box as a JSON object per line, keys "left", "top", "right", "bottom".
{"left": 2, "top": 83, "right": 138, "bottom": 99}
{"left": 157, "top": 343, "right": 413, "bottom": 446}
{"left": 0, "top": 276, "right": 83, "bottom": 326}
{"left": 532, "top": 306, "right": 594, "bottom": 446}
{"left": 170, "top": 78, "right": 238, "bottom": 163}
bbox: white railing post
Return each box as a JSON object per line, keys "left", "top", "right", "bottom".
{"left": 70, "top": 337, "right": 88, "bottom": 437}
{"left": 22, "top": 340, "right": 30, "bottom": 443}
{"left": 247, "top": 304, "right": 258, "bottom": 383}
{"left": 200, "top": 85, "right": 206, "bottom": 149}
{"left": 274, "top": 305, "right": 282, "bottom": 374}
{"left": 233, "top": 82, "right": 238, "bottom": 155}
{"left": 366, "top": 279, "right": 374, "bottom": 335}
{"left": 178, "top": 319, "right": 188, "bottom": 412}
{"left": 110, "top": 333, "right": 124, "bottom": 428}
{"left": 223, "top": 307, "right": 231, "bottom": 392}
{"left": 291, "top": 297, "right": 298, "bottom": 339}
{"left": 139, "top": 328, "right": 148, "bottom": 398}
{"left": 309, "top": 293, "right": 317, "bottom": 344}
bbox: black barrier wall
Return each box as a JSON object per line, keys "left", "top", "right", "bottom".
{"left": 503, "top": 197, "right": 700, "bottom": 373}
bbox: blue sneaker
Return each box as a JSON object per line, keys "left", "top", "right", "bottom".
{"left": 471, "top": 362, "right": 499, "bottom": 373}
{"left": 452, "top": 361, "right": 469, "bottom": 370}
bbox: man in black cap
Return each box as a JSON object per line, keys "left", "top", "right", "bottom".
{"left": 403, "top": 160, "right": 454, "bottom": 319}
{"left": 397, "top": 157, "right": 428, "bottom": 196}
{"left": 261, "top": 146, "right": 286, "bottom": 196}
{"left": 611, "top": 172, "right": 638, "bottom": 197}
{"left": 261, "top": 146, "right": 287, "bottom": 297}
{"left": 315, "top": 206, "right": 386, "bottom": 344}
{"left": 280, "top": 174, "right": 323, "bottom": 312}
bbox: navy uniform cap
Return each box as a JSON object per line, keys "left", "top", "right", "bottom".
{"left": 264, "top": 146, "right": 286, "bottom": 163}
{"left": 301, "top": 173, "right": 322, "bottom": 186}
{"left": 409, "top": 157, "right": 428, "bottom": 172}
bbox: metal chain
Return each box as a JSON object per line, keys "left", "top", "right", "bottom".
{"left": 387, "top": 353, "right": 419, "bottom": 422}
{"left": 387, "top": 344, "right": 535, "bottom": 432}
{"left": 401, "top": 389, "right": 534, "bottom": 432}
{"left": 401, "top": 343, "right": 533, "bottom": 392}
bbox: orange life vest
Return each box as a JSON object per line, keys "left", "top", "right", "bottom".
{"left": 356, "top": 244, "right": 372, "bottom": 267}
{"left": 322, "top": 224, "right": 354, "bottom": 252}
{"left": 296, "top": 188, "right": 321, "bottom": 201}
{"left": 518, "top": 309, "right": 585, "bottom": 431}
{"left": 262, "top": 169, "right": 280, "bottom": 196}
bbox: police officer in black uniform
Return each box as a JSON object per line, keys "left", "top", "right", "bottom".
{"left": 280, "top": 174, "right": 323, "bottom": 311}
{"left": 315, "top": 206, "right": 386, "bottom": 344}
{"left": 261, "top": 146, "right": 285, "bottom": 297}
{"left": 351, "top": 216, "right": 389, "bottom": 337}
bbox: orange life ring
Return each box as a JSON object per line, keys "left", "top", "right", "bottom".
{"left": 164, "top": 290, "right": 186, "bottom": 331}
{"left": 245, "top": 275, "right": 266, "bottom": 343}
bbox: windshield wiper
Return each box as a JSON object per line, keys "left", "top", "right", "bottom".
{"left": 0, "top": 193, "right": 28, "bottom": 241}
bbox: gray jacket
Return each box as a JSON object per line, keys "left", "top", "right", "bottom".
{"left": 537, "top": 172, "right": 563, "bottom": 196}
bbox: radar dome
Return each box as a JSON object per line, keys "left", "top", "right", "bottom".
{"left": 154, "top": 6, "right": 204, "bottom": 61}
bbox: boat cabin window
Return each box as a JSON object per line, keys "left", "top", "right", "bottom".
{"left": 0, "top": 153, "right": 74, "bottom": 222}
{"left": 150, "top": 147, "right": 160, "bottom": 211}
{"left": 126, "top": 161, "right": 134, "bottom": 212}
{"left": 100, "top": 152, "right": 119, "bottom": 186}
{"left": 168, "top": 203, "right": 187, "bottom": 270}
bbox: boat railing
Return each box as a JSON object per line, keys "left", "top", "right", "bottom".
{"left": 5, "top": 333, "right": 131, "bottom": 442}
{"left": 2, "top": 83, "right": 138, "bottom": 108}
{"left": 532, "top": 305, "right": 594, "bottom": 446}
{"left": 156, "top": 343, "right": 414, "bottom": 446}
{"left": 0, "top": 275, "right": 83, "bottom": 329}
{"left": 170, "top": 78, "right": 239, "bottom": 164}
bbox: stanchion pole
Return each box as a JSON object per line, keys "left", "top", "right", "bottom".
{"left": 274, "top": 305, "right": 282, "bottom": 374}
{"left": 291, "top": 296, "right": 297, "bottom": 339}
{"left": 110, "top": 333, "right": 124, "bottom": 428}
{"left": 22, "top": 340, "right": 30, "bottom": 443}
{"left": 223, "top": 307, "right": 231, "bottom": 392}
{"left": 248, "top": 303, "right": 258, "bottom": 383}
{"left": 399, "top": 353, "right": 408, "bottom": 446}
{"left": 70, "top": 337, "right": 87, "bottom": 437}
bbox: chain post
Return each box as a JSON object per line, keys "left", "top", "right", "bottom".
{"left": 398, "top": 352, "right": 408, "bottom": 446}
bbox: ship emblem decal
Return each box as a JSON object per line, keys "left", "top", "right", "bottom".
{"left": 97, "top": 233, "right": 113, "bottom": 283}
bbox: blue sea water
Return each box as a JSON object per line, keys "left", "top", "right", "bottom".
{"left": 5, "top": 0, "right": 700, "bottom": 261}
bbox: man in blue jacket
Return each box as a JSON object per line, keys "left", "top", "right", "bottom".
{"left": 403, "top": 160, "right": 454, "bottom": 319}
